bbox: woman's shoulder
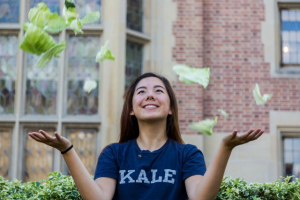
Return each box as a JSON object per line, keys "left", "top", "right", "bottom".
{"left": 169, "top": 139, "right": 203, "bottom": 157}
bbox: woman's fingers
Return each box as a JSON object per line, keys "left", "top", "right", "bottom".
{"left": 28, "top": 133, "right": 43, "bottom": 142}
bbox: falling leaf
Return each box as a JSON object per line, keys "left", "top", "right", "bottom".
{"left": 83, "top": 79, "right": 97, "bottom": 93}
{"left": 189, "top": 116, "right": 218, "bottom": 136}
{"left": 218, "top": 109, "right": 229, "bottom": 117}
{"left": 253, "top": 83, "right": 272, "bottom": 105}
{"left": 173, "top": 64, "right": 210, "bottom": 88}
{"left": 95, "top": 40, "right": 115, "bottom": 62}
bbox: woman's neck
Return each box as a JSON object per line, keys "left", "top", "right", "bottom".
{"left": 136, "top": 120, "right": 168, "bottom": 152}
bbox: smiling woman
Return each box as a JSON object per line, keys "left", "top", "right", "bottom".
{"left": 28, "top": 72, "right": 264, "bottom": 200}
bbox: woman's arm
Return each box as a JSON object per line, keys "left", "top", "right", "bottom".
{"left": 185, "top": 129, "right": 264, "bottom": 200}
{"left": 28, "top": 130, "right": 116, "bottom": 200}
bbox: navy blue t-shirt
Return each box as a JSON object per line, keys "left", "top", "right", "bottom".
{"left": 94, "top": 139, "right": 206, "bottom": 200}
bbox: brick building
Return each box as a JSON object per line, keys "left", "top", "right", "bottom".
{"left": 0, "top": 0, "right": 299, "bottom": 183}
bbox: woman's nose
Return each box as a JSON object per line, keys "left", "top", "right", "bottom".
{"left": 146, "top": 94, "right": 155, "bottom": 100}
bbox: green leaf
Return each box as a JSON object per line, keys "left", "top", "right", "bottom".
{"left": 81, "top": 12, "right": 100, "bottom": 24}
{"left": 62, "top": 6, "right": 79, "bottom": 24}
{"left": 95, "top": 40, "right": 115, "bottom": 62}
{"left": 34, "top": 42, "right": 66, "bottom": 68}
{"left": 70, "top": 19, "right": 83, "bottom": 35}
{"left": 83, "top": 79, "right": 97, "bottom": 93}
{"left": 20, "top": 23, "right": 56, "bottom": 55}
{"left": 189, "top": 116, "right": 218, "bottom": 136}
{"left": 218, "top": 109, "right": 229, "bottom": 117}
{"left": 173, "top": 64, "right": 210, "bottom": 88}
{"left": 253, "top": 83, "right": 272, "bottom": 105}
{"left": 65, "top": 0, "right": 76, "bottom": 9}
{"left": 28, "top": 2, "right": 66, "bottom": 34}
{"left": 44, "top": 15, "right": 68, "bottom": 34}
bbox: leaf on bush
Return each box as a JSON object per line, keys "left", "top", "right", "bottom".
{"left": 173, "top": 64, "right": 210, "bottom": 88}
{"left": 95, "top": 40, "right": 115, "bottom": 62}
{"left": 253, "top": 83, "right": 272, "bottom": 105}
{"left": 189, "top": 116, "right": 218, "bottom": 136}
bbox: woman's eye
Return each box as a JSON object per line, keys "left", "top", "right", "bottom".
{"left": 156, "top": 89, "right": 163, "bottom": 93}
{"left": 137, "top": 90, "right": 145, "bottom": 94}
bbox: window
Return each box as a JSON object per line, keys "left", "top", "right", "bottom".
{"left": 63, "top": 128, "right": 98, "bottom": 175}
{"left": 0, "top": 128, "right": 12, "bottom": 180}
{"left": 280, "top": 7, "right": 300, "bottom": 67}
{"left": 283, "top": 137, "right": 300, "bottom": 181}
{"left": 22, "top": 127, "right": 55, "bottom": 182}
{"left": 127, "top": 0, "right": 144, "bottom": 32}
{"left": 125, "top": 41, "right": 143, "bottom": 88}
{"left": 0, "top": 1, "right": 102, "bottom": 181}
{"left": 0, "top": 0, "right": 20, "bottom": 23}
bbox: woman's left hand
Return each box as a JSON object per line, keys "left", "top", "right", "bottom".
{"left": 222, "top": 129, "right": 264, "bottom": 150}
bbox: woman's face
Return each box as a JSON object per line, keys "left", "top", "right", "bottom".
{"left": 130, "top": 77, "right": 172, "bottom": 122}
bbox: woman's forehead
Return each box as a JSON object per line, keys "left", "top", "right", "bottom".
{"left": 135, "top": 77, "right": 165, "bottom": 89}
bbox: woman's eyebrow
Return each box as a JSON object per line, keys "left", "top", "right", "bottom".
{"left": 135, "top": 85, "right": 165, "bottom": 91}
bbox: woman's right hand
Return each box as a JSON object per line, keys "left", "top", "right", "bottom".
{"left": 28, "top": 130, "right": 72, "bottom": 152}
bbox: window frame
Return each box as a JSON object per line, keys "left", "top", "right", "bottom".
{"left": 278, "top": 3, "right": 300, "bottom": 68}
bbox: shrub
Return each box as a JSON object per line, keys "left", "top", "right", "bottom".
{"left": 1, "top": 172, "right": 300, "bottom": 199}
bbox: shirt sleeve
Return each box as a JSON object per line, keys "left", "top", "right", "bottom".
{"left": 182, "top": 144, "right": 206, "bottom": 180}
{"left": 94, "top": 144, "right": 119, "bottom": 180}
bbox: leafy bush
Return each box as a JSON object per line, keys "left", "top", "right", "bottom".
{"left": 216, "top": 176, "right": 300, "bottom": 200}
{"left": 1, "top": 173, "right": 300, "bottom": 199}
{"left": 0, "top": 172, "right": 82, "bottom": 200}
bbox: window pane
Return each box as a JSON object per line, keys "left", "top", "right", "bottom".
{"left": 23, "top": 128, "right": 54, "bottom": 182}
{"left": 29, "top": 0, "right": 60, "bottom": 14}
{"left": 125, "top": 41, "right": 143, "bottom": 88}
{"left": 67, "top": 36, "right": 100, "bottom": 115}
{"left": 0, "top": 35, "right": 18, "bottom": 114}
{"left": 281, "top": 9, "right": 300, "bottom": 66}
{"left": 0, "top": 0, "right": 20, "bottom": 23}
{"left": 284, "top": 137, "right": 300, "bottom": 181}
{"left": 66, "top": 129, "right": 97, "bottom": 175}
{"left": 0, "top": 129, "right": 12, "bottom": 180}
{"left": 74, "top": 0, "right": 101, "bottom": 23}
{"left": 127, "top": 0, "right": 143, "bottom": 32}
{"left": 25, "top": 38, "right": 59, "bottom": 115}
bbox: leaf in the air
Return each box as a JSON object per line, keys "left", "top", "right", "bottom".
{"left": 173, "top": 64, "right": 210, "bottom": 88}
{"left": 34, "top": 42, "right": 66, "bottom": 68}
{"left": 62, "top": 6, "right": 79, "bottom": 24}
{"left": 20, "top": 23, "right": 56, "bottom": 55}
{"left": 81, "top": 12, "right": 100, "bottom": 24}
{"left": 253, "top": 83, "right": 273, "bottom": 105}
{"left": 28, "top": 2, "right": 66, "bottom": 34}
{"left": 84, "top": 79, "right": 97, "bottom": 93}
{"left": 70, "top": 19, "right": 83, "bottom": 35}
{"left": 218, "top": 109, "right": 229, "bottom": 117}
{"left": 44, "top": 16, "right": 68, "bottom": 34}
{"left": 189, "top": 116, "right": 218, "bottom": 136}
{"left": 65, "top": 0, "right": 76, "bottom": 9}
{"left": 95, "top": 40, "right": 115, "bottom": 62}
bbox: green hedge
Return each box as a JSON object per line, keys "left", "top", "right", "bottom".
{"left": 1, "top": 172, "right": 300, "bottom": 199}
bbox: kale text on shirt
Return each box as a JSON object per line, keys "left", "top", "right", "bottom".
{"left": 119, "top": 169, "right": 176, "bottom": 184}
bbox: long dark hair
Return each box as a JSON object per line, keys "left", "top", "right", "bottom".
{"left": 119, "top": 72, "right": 184, "bottom": 144}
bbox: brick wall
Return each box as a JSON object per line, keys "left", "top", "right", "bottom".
{"left": 173, "top": 0, "right": 300, "bottom": 134}
{"left": 172, "top": 0, "right": 205, "bottom": 135}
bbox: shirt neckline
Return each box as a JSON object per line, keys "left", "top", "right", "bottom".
{"left": 133, "top": 138, "right": 169, "bottom": 154}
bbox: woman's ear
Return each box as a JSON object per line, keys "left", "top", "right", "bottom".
{"left": 130, "top": 111, "right": 135, "bottom": 115}
{"left": 168, "top": 110, "right": 172, "bottom": 115}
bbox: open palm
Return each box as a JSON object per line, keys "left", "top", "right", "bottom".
{"left": 222, "top": 129, "right": 264, "bottom": 150}
{"left": 28, "top": 130, "right": 71, "bottom": 152}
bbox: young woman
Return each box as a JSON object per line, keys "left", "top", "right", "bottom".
{"left": 28, "top": 72, "right": 264, "bottom": 200}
